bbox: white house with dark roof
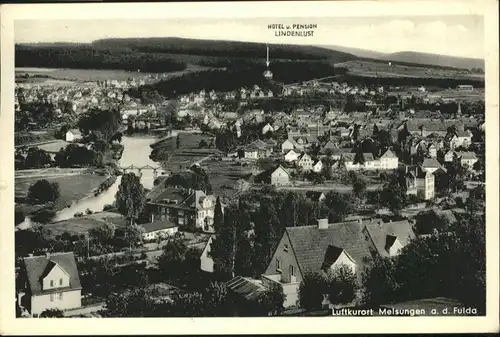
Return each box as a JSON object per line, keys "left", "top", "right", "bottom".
{"left": 378, "top": 149, "right": 399, "bottom": 170}
{"left": 141, "top": 219, "right": 178, "bottom": 241}
{"left": 456, "top": 151, "right": 478, "bottom": 169}
{"left": 65, "top": 129, "right": 82, "bottom": 142}
{"left": 284, "top": 149, "right": 300, "bottom": 163}
{"left": 261, "top": 218, "right": 387, "bottom": 308}
{"left": 362, "top": 219, "right": 416, "bottom": 257}
{"left": 147, "top": 188, "right": 218, "bottom": 233}
{"left": 422, "top": 158, "right": 442, "bottom": 174}
{"left": 17, "top": 252, "right": 82, "bottom": 317}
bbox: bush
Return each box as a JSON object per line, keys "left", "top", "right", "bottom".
{"left": 299, "top": 272, "right": 327, "bottom": 311}
{"left": 40, "top": 309, "right": 64, "bottom": 318}
{"left": 28, "top": 179, "right": 60, "bottom": 204}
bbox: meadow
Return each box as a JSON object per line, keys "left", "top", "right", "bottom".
{"left": 15, "top": 173, "right": 109, "bottom": 210}
{"left": 334, "top": 60, "right": 485, "bottom": 81}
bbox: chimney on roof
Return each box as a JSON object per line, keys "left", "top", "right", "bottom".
{"left": 317, "top": 218, "right": 329, "bottom": 229}
{"left": 28, "top": 253, "right": 33, "bottom": 258}
{"left": 45, "top": 252, "right": 50, "bottom": 259}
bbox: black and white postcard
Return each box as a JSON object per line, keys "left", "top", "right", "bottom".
{"left": 0, "top": 1, "right": 498, "bottom": 334}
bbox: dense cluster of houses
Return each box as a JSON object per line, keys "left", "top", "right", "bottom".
{"left": 15, "top": 75, "right": 485, "bottom": 317}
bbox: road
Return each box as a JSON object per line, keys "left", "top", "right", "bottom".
{"left": 15, "top": 168, "right": 89, "bottom": 179}
{"left": 270, "top": 183, "right": 383, "bottom": 193}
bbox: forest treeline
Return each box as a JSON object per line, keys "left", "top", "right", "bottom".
{"left": 92, "top": 37, "right": 356, "bottom": 62}
{"left": 127, "top": 61, "right": 342, "bottom": 99}
{"left": 15, "top": 44, "right": 187, "bottom": 73}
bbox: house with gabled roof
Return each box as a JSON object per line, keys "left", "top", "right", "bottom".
{"left": 305, "top": 191, "right": 326, "bottom": 203}
{"left": 284, "top": 149, "right": 300, "bottom": 163}
{"left": 296, "top": 153, "right": 314, "bottom": 171}
{"left": 147, "top": 187, "right": 218, "bottom": 232}
{"left": 312, "top": 159, "right": 323, "bottom": 173}
{"left": 17, "top": 252, "right": 82, "bottom": 317}
{"left": 456, "top": 151, "right": 478, "bottom": 169}
{"left": 362, "top": 219, "right": 416, "bottom": 257}
{"left": 261, "top": 218, "right": 387, "bottom": 308}
{"left": 422, "top": 158, "right": 442, "bottom": 174}
{"left": 141, "top": 218, "right": 178, "bottom": 241}
{"left": 378, "top": 149, "right": 399, "bottom": 170}
{"left": 405, "top": 166, "right": 435, "bottom": 200}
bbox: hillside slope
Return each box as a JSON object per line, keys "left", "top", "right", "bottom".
{"left": 379, "top": 51, "right": 484, "bottom": 70}
{"left": 91, "top": 37, "right": 358, "bottom": 63}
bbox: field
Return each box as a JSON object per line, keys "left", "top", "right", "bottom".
{"left": 334, "top": 60, "right": 485, "bottom": 81}
{"left": 198, "top": 159, "right": 254, "bottom": 199}
{"left": 152, "top": 133, "right": 220, "bottom": 171}
{"left": 34, "top": 140, "right": 70, "bottom": 153}
{"left": 15, "top": 173, "right": 109, "bottom": 210}
{"left": 15, "top": 64, "right": 213, "bottom": 85}
{"left": 45, "top": 211, "right": 127, "bottom": 235}
{"left": 16, "top": 67, "right": 147, "bottom": 82}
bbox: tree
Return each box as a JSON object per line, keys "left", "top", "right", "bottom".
{"left": 253, "top": 202, "right": 281, "bottom": 274}
{"left": 89, "top": 223, "right": 116, "bottom": 243}
{"left": 157, "top": 237, "right": 189, "bottom": 279}
{"left": 122, "top": 224, "right": 145, "bottom": 248}
{"left": 257, "top": 287, "right": 285, "bottom": 316}
{"left": 213, "top": 196, "right": 224, "bottom": 232}
{"left": 380, "top": 182, "right": 406, "bottom": 215}
{"left": 351, "top": 174, "right": 367, "bottom": 202}
{"left": 27, "top": 179, "right": 60, "bottom": 204}
{"left": 325, "top": 265, "right": 357, "bottom": 306}
{"left": 40, "top": 309, "right": 64, "bottom": 318}
{"left": 167, "top": 292, "right": 205, "bottom": 317}
{"left": 203, "top": 281, "right": 230, "bottom": 316}
{"left": 445, "top": 161, "right": 467, "bottom": 192}
{"left": 104, "top": 287, "right": 155, "bottom": 317}
{"left": 393, "top": 215, "right": 485, "bottom": 312}
{"left": 324, "top": 192, "right": 353, "bottom": 222}
{"left": 77, "top": 107, "right": 121, "bottom": 141}
{"left": 414, "top": 211, "right": 449, "bottom": 235}
{"left": 299, "top": 271, "right": 327, "bottom": 311}
{"left": 15, "top": 209, "right": 26, "bottom": 227}
{"left": 24, "top": 147, "right": 52, "bottom": 169}
{"left": 361, "top": 254, "right": 398, "bottom": 307}
{"left": 115, "top": 173, "right": 146, "bottom": 225}
{"left": 210, "top": 206, "right": 242, "bottom": 279}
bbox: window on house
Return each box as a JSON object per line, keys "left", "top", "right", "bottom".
{"left": 50, "top": 280, "right": 54, "bottom": 287}
{"left": 290, "top": 265, "right": 295, "bottom": 277}
{"left": 284, "top": 244, "right": 289, "bottom": 252}
{"left": 58, "top": 293, "right": 63, "bottom": 300}
{"left": 50, "top": 294, "right": 54, "bottom": 302}
{"left": 59, "top": 278, "right": 63, "bottom": 286}
{"left": 276, "top": 259, "right": 281, "bottom": 271}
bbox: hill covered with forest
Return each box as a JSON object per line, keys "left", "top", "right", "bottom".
{"left": 16, "top": 38, "right": 357, "bottom": 72}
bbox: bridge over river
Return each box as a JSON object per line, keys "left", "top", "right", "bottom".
{"left": 119, "top": 164, "right": 167, "bottom": 180}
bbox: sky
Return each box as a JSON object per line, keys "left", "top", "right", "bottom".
{"left": 15, "top": 16, "right": 485, "bottom": 59}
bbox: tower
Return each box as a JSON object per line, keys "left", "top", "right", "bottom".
{"left": 457, "top": 102, "right": 462, "bottom": 117}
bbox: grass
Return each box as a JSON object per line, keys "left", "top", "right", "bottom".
{"left": 334, "top": 60, "right": 484, "bottom": 80}
{"left": 15, "top": 64, "right": 212, "bottom": 84}
{"left": 15, "top": 173, "right": 109, "bottom": 210}
{"left": 153, "top": 133, "right": 218, "bottom": 171}
{"left": 45, "top": 211, "right": 126, "bottom": 235}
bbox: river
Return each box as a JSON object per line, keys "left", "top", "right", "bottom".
{"left": 19, "top": 136, "right": 161, "bottom": 227}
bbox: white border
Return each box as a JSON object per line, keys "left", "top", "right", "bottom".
{"left": 1, "top": 1, "right": 498, "bottom": 334}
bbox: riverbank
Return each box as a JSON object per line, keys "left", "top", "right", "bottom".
{"left": 16, "top": 172, "right": 113, "bottom": 216}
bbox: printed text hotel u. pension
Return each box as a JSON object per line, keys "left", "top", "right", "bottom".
{"left": 268, "top": 24, "right": 317, "bottom": 37}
